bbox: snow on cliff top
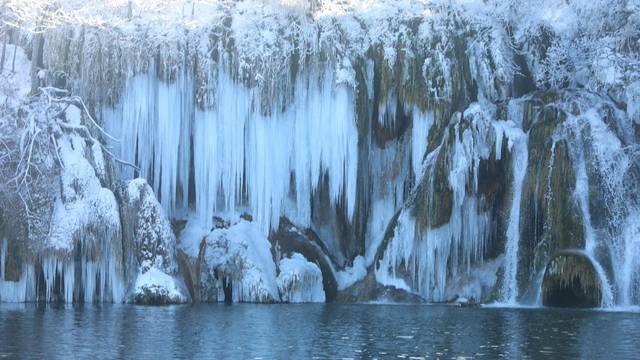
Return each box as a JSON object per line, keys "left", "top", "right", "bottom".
{"left": 7, "top": 0, "right": 637, "bottom": 98}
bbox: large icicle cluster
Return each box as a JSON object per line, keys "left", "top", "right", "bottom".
{"left": 105, "top": 66, "right": 358, "bottom": 234}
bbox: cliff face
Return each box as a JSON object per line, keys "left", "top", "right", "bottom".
{"left": 1, "top": 0, "right": 639, "bottom": 307}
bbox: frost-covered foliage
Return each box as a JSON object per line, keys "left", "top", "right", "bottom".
{"left": 1, "top": 37, "right": 166, "bottom": 304}
{"left": 0, "top": 48, "right": 59, "bottom": 248}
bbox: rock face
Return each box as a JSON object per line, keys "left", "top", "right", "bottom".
{"left": 542, "top": 252, "right": 602, "bottom": 308}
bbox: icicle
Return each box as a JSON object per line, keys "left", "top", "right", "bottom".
{"left": 411, "top": 108, "right": 434, "bottom": 181}
{"left": 0, "top": 238, "right": 5, "bottom": 281}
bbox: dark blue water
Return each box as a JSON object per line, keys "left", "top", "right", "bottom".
{"left": 0, "top": 303, "right": 638, "bottom": 359}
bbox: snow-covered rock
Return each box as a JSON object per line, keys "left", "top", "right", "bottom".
{"left": 277, "top": 253, "right": 325, "bottom": 303}
{"left": 42, "top": 109, "right": 125, "bottom": 303}
{"left": 119, "top": 178, "right": 189, "bottom": 304}
{"left": 133, "top": 267, "right": 188, "bottom": 305}
{"left": 202, "top": 220, "right": 279, "bottom": 303}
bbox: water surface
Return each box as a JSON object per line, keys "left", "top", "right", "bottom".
{"left": 0, "top": 303, "right": 638, "bottom": 359}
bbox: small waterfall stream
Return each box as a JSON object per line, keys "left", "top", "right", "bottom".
{"left": 498, "top": 123, "right": 528, "bottom": 304}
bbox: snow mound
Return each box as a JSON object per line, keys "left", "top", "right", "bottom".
{"left": 277, "top": 253, "right": 325, "bottom": 303}
{"left": 204, "top": 220, "right": 279, "bottom": 303}
{"left": 134, "top": 267, "right": 187, "bottom": 305}
{"left": 178, "top": 215, "right": 211, "bottom": 259}
{"left": 47, "top": 131, "right": 120, "bottom": 253}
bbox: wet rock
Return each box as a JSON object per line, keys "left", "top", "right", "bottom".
{"left": 335, "top": 272, "right": 426, "bottom": 304}
{"left": 542, "top": 251, "right": 602, "bottom": 308}
{"left": 270, "top": 218, "right": 338, "bottom": 302}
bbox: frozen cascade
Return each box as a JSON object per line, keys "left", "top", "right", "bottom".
{"left": 558, "top": 104, "right": 635, "bottom": 306}
{"left": 0, "top": 239, "right": 37, "bottom": 302}
{"left": 496, "top": 120, "right": 528, "bottom": 304}
{"left": 106, "top": 66, "right": 358, "bottom": 234}
{"left": 411, "top": 109, "right": 434, "bottom": 182}
{"left": 375, "top": 104, "right": 495, "bottom": 301}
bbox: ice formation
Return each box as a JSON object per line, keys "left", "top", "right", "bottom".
{"left": 277, "top": 253, "right": 326, "bottom": 303}
{"left": 105, "top": 66, "right": 358, "bottom": 235}
{"left": 202, "top": 220, "right": 280, "bottom": 302}
{"left": 1, "top": 0, "right": 639, "bottom": 308}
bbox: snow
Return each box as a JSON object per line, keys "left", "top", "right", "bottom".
{"left": 134, "top": 267, "right": 188, "bottom": 304}
{"left": 47, "top": 134, "right": 120, "bottom": 252}
{"left": 178, "top": 215, "right": 211, "bottom": 259}
{"left": 277, "top": 253, "right": 325, "bottom": 303}
{"left": 336, "top": 255, "right": 367, "bottom": 291}
{"left": 204, "top": 220, "right": 279, "bottom": 302}
{"left": 0, "top": 47, "right": 31, "bottom": 107}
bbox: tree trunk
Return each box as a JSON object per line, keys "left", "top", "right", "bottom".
{"left": 11, "top": 31, "right": 17, "bottom": 73}
{"left": 30, "top": 33, "right": 44, "bottom": 96}
{"left": 0, "top": 0, "right": 6, "bottom": 72}
{"left": 0, "top": 31, "right": 7, "bottom": 72}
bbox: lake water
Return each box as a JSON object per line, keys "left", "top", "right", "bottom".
{"left": 0, "top": 303, "right": 638, "bottom": 359}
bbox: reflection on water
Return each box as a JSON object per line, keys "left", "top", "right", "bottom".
{"left": 0, "top": 303, "right": 638, "bottom": 359}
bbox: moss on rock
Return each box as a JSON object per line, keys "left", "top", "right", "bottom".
{"left": 518, "top": 94, "right": 586, "bottom": 299}
{"left": 542, "top": 251, "right": 601, "bottom": 308}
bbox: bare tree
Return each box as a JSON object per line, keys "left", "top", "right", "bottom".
{"left": 0, "top": 0, "right": 7, "bottom": 72}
